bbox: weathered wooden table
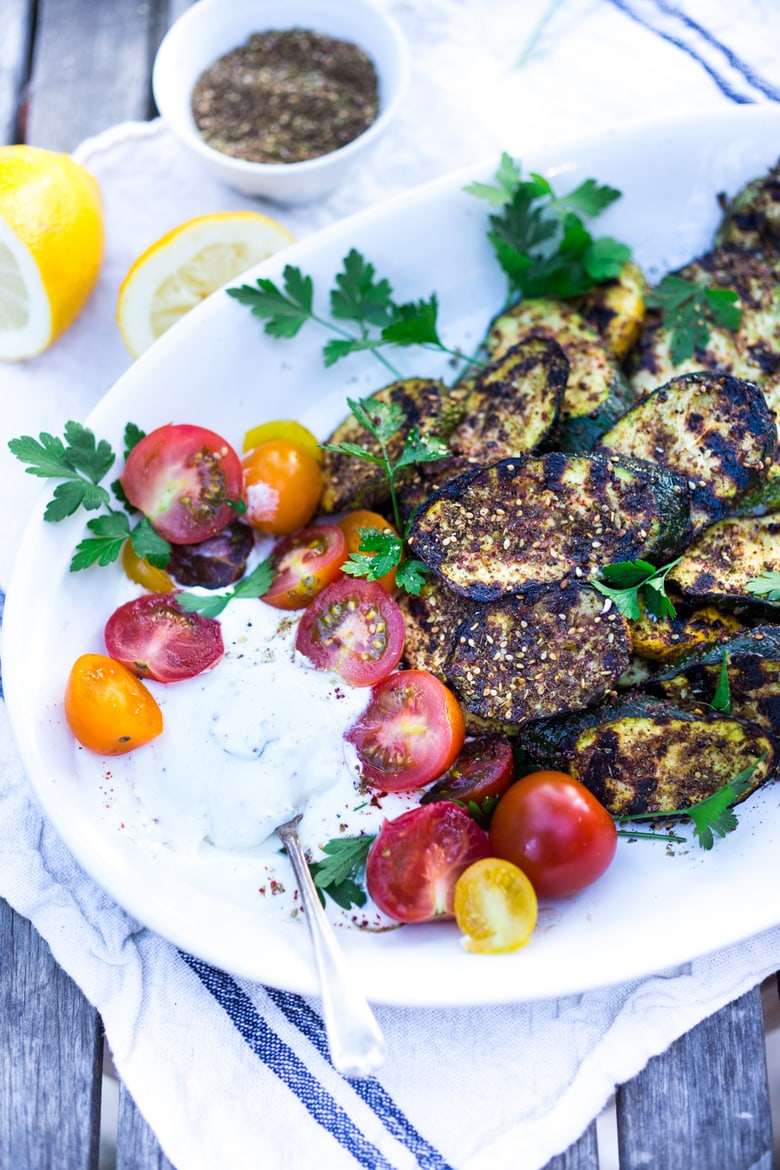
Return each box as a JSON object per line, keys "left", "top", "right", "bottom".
{"left": 0, "top": 2, "right": 777, "bottom": 1167}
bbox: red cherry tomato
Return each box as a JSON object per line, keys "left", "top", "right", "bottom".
{"left": 347, "top": 669, "right": 466, "bottom": 791}
{"left": 263, "top": 524, "right": 346, "bottom": 611}
{"left": 420, "top": 734, "right": 515, "bottom": 808}
{"left": 488, "top": 770, "right": 617, "bottom": 898}
{"left": 295, "top": 577, "right": 405, "bottom": 686}
{"left": 242, "top": 439, "right": 323, "bottom": 535}
{"left": 121, "top": 424, "right": 243, "bottom": 545}
{"left": 104, "top": 593, "right": 224, "bottom": 682}
{"left": 365, "top": 803, "right": 490, "bottom": 923}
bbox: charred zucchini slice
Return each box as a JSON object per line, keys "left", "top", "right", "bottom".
{"left": 668, "top": 513, "right": 780, "bottom": 611}
{"left": 450, "top": 337, "right": 567, "bottom": 462}
{"left": 485, "top": 298, "right": 634, "bottom": 451}
{"left": 630, "top": 244, "right": 780, "bottom": 410}
{"left": 575, "top": 259, "right": 648, "bottom": 365}
{"left": 714, "top": 158, "right": 780, "bottom": 254}
{"left": 644, "top": 625, "right": 780, "bottom": 734}
{"left": 407, "top": 451, "right": 690, "bottom": 601}
{"left": 524, "top": 695, "right": 777, "bottom": 816}
{"left": 597, "top": 370, "right": 776, "bottom": 532}
{"left": 444, "top": 583, "right": 630, "bottom": 725}
{"left": 397, "top": 577, "right": 479, "bottom": 681}
{"left": 320, "top": 377, "right": 452, "bottom": 514}
{"left": 627, "top": 598, "right": 743, "bottom": 663}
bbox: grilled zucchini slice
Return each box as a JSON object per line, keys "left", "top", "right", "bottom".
{"left": 630, "top": 244, "right": 780, "bottom": 412}
{"left": 644, "top": 625, "right": 780, "bottom": 734}
{"left": 668, "top": 513, "right": 780, "bottom": 611}
{"left": 319, "top": 377, "right": 453, "bottom": 514}
{"left": 627, "top": 598, "right": 743, "bottom": 663}
{"left": 407, "top": 451, "right": 690, "bottom": 601}
{"left": 714, "top": 158, "right": 780, "bottom": 254}
{"left": 398, "top": 577, "right": 479, "bottom": 681}
{"left": 524, "top": 695, "right": 777, "bottom": 816}
{"left": 575, "top": 259, "right": 648, "bottom": 365}
{"left": 596, "top": 370, "right": 776, "bottom": 532}
{"left": 450, "top": 337, "right": 567, "bottom": 462}
{"left": 485, "top": 298, "right": 634, "bottom": 451}
{"left": 444, "top": 583, "right": 630, "bottom": 725}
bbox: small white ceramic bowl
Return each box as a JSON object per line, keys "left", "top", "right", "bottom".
{"left": 152, "top": 0, "right": 410, "bottom": 204}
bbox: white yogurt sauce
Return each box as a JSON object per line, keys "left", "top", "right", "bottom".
{"left": 73, "top": 578, "right": 419, "bottom": 928}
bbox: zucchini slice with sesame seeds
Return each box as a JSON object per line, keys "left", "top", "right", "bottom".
{"left": 523, "top": 695, "right": 778, "bottom": 816}
{"left": 449, "top": 335, "right": 568, "bottom": 463}
{"left": 643, "top": 625, "right": 780, "bottom": 735}
{"left": 406, "top": 451, "right": 691, "bottom": 602}
{"left": 443, "top": 582, "right": 630, "bottom": 726}
{"left": 319, "top": 377, "right": 455, "bottom": 514}
{"left": 626, "top": 597, "right": 743, "bottom": 664}
{"left": 714, "top": 158, "right": 780, "bottom": 254}
{"left": 596, "top": 370, "right": 777, "bottom": 533}
{"left": 668, "top": 512, "right": 780, "bottom": 612}
{"left": 574, "top": 259, "right": 648, "bottom": 366}
{"left": 484, "top": 297, "right": 635, "bottom": 451}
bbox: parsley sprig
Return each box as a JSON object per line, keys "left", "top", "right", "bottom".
{"left": 8, "top": 422, "right": 173, "bottom": 572}
{"left": 466, "top": 152, "right": 632, "bottom": 301}
{"left": 308, "top": 833, "right": 375, "bottom": 910}
{"left": 175, "top": 558, "right": 274, "bottom": 618}
{"left": 617, "top": 756, "right": 765, "bottom": 850}
{"left": 324, "top": 395, "right": 450, "bottom": 595}
{"left": 591, "top": 557, "right": 681, "bottom": 620}
{"left": 646, "top": 274, "right": 742, "bottom": 365}
{"left": 745, "top": 571, "right": 780, "bottom": 603}
{"left": 227, "top": 249, "right": 475, "bottom": 379}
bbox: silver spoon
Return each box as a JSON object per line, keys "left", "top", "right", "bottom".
{"left": 276, "top": 814, "right": 386, "bottom": 1078}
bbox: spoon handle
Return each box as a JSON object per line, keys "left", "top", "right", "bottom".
{"left": 276, "top": 817, "right": 386, "bottom": 1078}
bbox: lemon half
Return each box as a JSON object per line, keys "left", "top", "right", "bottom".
{"left": 117, "top": 211, "right": 294, "bottom": 358}
{"left": 0, "top": 145, "right": 104, "bottom": 361}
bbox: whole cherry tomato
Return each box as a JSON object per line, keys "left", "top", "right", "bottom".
{"left": 65, "top": 653, "right": 163, "bottom": 755}
{"left": 242, "top": 439, "right": 323, "bottom": 535}
{"left": 488, "top": 770, "right": 617, "bottom": 898}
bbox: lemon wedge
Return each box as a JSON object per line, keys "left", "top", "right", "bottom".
{"left": 117, "top": 211, "right": 294, "bottom": 358}
{"left": 0, "top": 145, "right": 104, "bottom": 361}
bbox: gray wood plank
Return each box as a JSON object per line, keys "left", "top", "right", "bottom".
{"left": 0, "top": 897, "right": 102, "bottom": 1170}
{"left": 542, "top": 1120, "right": 600, "bottom": 1169}
{"left": 24, "top": 0, "right": 158, "bottom": 151}
{"left": 116, "top": 1084, "right": 176, "bottom": 1170}
{"left": 0, "top": 0, "right": 33, "bottom": 144}
{"left": 616, "top": 987, "right": 773, "bottom": 1170}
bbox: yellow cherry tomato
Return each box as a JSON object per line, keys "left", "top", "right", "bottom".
{"left": 242, "top": 419, "right": 322, "bottom": 461}
{"left": 453, "top": 857, "right": 538, "bottom": 954}
{"left": 120, "top": 540, "right": 174, "bottom": 593}
{"left": 337, "top": 509, "right": 400, "bottom": 592}
{"left": 65, "top": 653, "right": 163, "bottom": 755}
{"left": 242, "top": 439, "right": 323, "bottom": 535}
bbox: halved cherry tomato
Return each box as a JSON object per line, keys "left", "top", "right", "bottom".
{"left": 420, "top": 734, "right": 515, "bottom": 809}
{"left": 243, "top": 419, "right": 322, "bottom": 461}
{"left": 104, "top": 593, "right": 224, "bottom": 682}
{"left": 365, "top": 803, "right": 490, "bottom": 923}
{"left": 263, "top": 524, "right": 346, "bottom": 611}
{"left": 346, "top": 669, "right": 466, "bottom": 791}
{"left": 121, "top": 424, "right": 243, "bottom": 545}
{"left": 121, "top": 540, "right": 174, "bottom": 593}
{"left": 489, "top": 770, "right": 618, "bottom": 899}
{"left": 295, "top": 577, "right": 405, "bottom": 686}
{"left": 337, "top": 509, "right": 400, "bottom": 592}
{"left": 454, "top": 858, "right": 538, "bottom": 954}
{"left": 165, "top": 519, "right": 254, "bottom": 589}
{"left": 65, "top": 653, "right": 163, "bottom": 755}
{"left": 242, "top": 439, "right": 323, "bottom": 535}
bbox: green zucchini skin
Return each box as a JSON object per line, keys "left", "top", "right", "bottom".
{"left": 319, "top": 377, "right": 452, "bottom": 514}
{"left": 596, "top": 370, "right": 777, "bottom": 533}
{"left": 523, "top": 695, "right": 778, "bottom": 816}
{"left": 630, "top": 244, "right": 780, "bottom": 413}
{"left": 668, "top": 513, "right": 780, "bottom": 612}
{"left": 484, "top": 297, "right": 634, "bottom": 452}
{"left": 450, "top": 336, "right": 568, "bottom": 463}
{"left": 714, "top": 158, "right": 780, "bottom": 254}
{"left": 407, "top": 451, "right": 691, "bottom": 601}
{"left": 643, "top": 625, "right": 780, "bottom": 735}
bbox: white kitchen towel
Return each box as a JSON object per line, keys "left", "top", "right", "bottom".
{"left": 2, "top": 2, "right": 780, "bottom": 1169}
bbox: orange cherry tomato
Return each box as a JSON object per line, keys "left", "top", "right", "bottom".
{"left": 120, "top": 540, "right": 175, "bottom": 593}
{"left": 65, "top": 653, "right": 163, "bottom": 755}
{"left": 337, "top": 509, "right": 400, "bottom": 592}
{"left": 242, "top": 439, "right": 323, "bottom": 536}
